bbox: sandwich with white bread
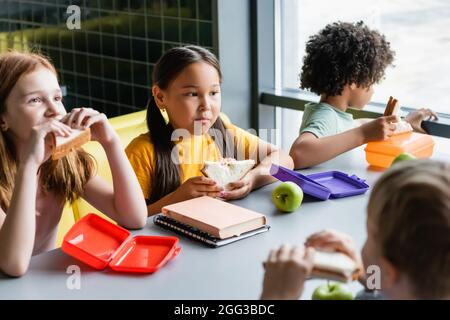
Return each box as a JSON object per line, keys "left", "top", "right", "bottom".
{"left": 310, "top": 250, "right": 362, "bottom": 283}
{"left": 201, "top": 158, "right": 256, "bottom": 189}
{"left": 384, "top": 96, "right": 413, "bottom": 136}
{"left": 50, "top": 127, "right": 91, "bottom": 160}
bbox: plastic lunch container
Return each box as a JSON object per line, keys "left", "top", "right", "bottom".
{"left": 365, "top": 132, "right": 435, "bottom": 169}
{"left": 62, "top": 214, "right": 181, "bottom": 273}
{"left": 270, "top": 164, "right": 369, "bottom": 201}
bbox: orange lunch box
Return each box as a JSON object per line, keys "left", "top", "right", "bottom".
{"left": 365, "top": 132, "right": 435, "bottom": 169}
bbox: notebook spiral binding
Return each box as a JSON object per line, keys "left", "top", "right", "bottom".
{"left": 153, "top": 215, "right": 270, "bottom": 248}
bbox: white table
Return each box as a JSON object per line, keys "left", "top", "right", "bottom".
{"left": 1, "top": 137, "right": 448, "bottom": 299}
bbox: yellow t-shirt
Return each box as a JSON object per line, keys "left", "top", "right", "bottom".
{"left": 125, "top": 123, "right": 261, "bottom": 200}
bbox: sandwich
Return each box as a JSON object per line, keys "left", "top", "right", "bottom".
{"left": 50, "top": 127, "right": 91, "bottom": 160}
{"left": 384, "top": 96, "right": 413, "bottom": 136}
{"left": 391, "top": 121, "right": 413, "bottom": 136}
{"left": 310, "top": 250, "right": 362, "bottom": 283}
{"left": 384, "top": 96, "right": 400, "bottom": 116}
{"left": 201, "top": 158, "right": 256, "bottom": 189}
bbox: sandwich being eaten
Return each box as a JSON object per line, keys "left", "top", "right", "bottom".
{"left": 384, "top": 96, "right": 413, "bottom": 136}
{"left": 201, "top": 158, "right": 256, "bottom": 189}
{"left": 310, "top": 250, "right": 362, "bottom": 283}
{"left": 50, "top": 127, "right": 91, "bottom": 160}
{"left": 384, "top": 96, "right": 400, "bottom": 116}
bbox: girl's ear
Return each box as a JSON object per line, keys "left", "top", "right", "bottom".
{"left": 349, "top": 83, "right": 357, "bottom": 90}
{"left": 0, "top": 116, "right": 8, "bottom": 131}
{"left": 152, "top": 85, "right": 166, "bottom": 110}
{"left": 380, "top": 256, "right": 399, "bottom": 290}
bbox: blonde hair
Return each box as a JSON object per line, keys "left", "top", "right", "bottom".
{"left": 0, "top": 50, "right": 95, "bottom": 210}
{"left": 368, "top": 160, "right": 450, "bottom": 299}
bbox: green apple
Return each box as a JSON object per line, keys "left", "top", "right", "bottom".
{"left": 312, "top": 282, "right": 354, "bottom": 300}
{"left": 391, "top": 152, "right": 416, "bottom": 166}
{"left": 272, "top": 182, "right": 303, "bottom": 213}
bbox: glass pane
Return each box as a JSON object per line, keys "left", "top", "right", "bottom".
{"left": 282, "top": 0, "right": 450, "bottom": 114}
{"left": 0, "top": 0, "right": 217, "bottom": 117}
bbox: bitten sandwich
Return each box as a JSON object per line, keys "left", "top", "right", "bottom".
{"left": 384, "top": 96, "right": 400, "bottom": 116}
{"left": 50, "top": 127, "right": 91, "bottom": 160}
{"left": 384, "top": 96, "right": 413, "bottom": 136}
{"left": 201, "top": 158, "right": 256, "bottom": 189}
{"left": 310, "top": 250, "right": 362, "bottom": 283}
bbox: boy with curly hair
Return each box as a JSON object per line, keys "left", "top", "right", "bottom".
{"left": 290, "top": 21, "right": 437, "bottom": 168}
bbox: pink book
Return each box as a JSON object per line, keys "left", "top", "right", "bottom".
{"left": 161, "top": 196, "right": 267, "bottom": 239}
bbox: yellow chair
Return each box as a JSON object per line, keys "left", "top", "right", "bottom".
{"left": 55, "top": 110, "right": 148, "bottom": 246}
{"left": 71, "top": 115, "right": 148, "bottom": 222}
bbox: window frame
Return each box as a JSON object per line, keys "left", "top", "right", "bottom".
{"left": 251, "top": 0, "right": 450, "bottom": 139}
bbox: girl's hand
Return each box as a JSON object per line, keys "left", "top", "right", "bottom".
{"left": 24, "top": 119, "right": 72, "bottom": 167}
{"left": 221, "top": 172, "right": 254, "bottom": 201}
{"left": 261, "top": 245, "right": 315, "bottom": 300}
{"left": 305, "top": 229, "right": 364, "bottom": 280}
{"left": 175, "top": 176, "right": 224, "bottom": 201}
{"left": 61, "top": 107, "right": 118, "bottom": 146}
{"left": 404, "top": 108, "right": 438, "bottom": 133}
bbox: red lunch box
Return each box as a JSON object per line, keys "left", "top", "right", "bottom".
{"left": 62, "top": 213, "right": 181, "bottom": 273}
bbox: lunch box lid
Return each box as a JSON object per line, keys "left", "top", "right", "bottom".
{"left": 270, "top": 164, "right": 369, "bottom": 201}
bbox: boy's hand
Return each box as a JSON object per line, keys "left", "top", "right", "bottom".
{"left": 260, "top": 245, "right": 315, "bottom": 300}
{"left": 305, "top": 229, "right": 364, "bottom": 280}
{"left": 175, "top": 176, "right": 223, "bottom": 201}
{"left": 404, "top": 108, "right": 438, "bottom": 133}
{"left": 359, "top": 115, "right": 399, "bottom": 143}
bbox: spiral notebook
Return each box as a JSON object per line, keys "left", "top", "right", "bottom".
{"left": 153, "top": 215, "right": 270, "bottom": 247}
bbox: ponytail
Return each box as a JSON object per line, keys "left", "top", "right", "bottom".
{"left": 146, "top": 97, "right": 181, "bottom": 203}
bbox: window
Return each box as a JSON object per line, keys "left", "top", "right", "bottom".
{"left": 0, "top": 0, "right": 216, "bottom": 118}
{"left": 279, "top": 0, "right": 450, "bottom": 147}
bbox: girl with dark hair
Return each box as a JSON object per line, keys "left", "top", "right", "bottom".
{"left": 126, "top": 46, "right": 293, "bottom": 215}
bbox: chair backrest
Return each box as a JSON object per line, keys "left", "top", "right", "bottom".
{"left": 55, "top": 110, "right": 147, "bottom": 246}
{"left": 71, "top": 111, "right": 148, "bottom": 222}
